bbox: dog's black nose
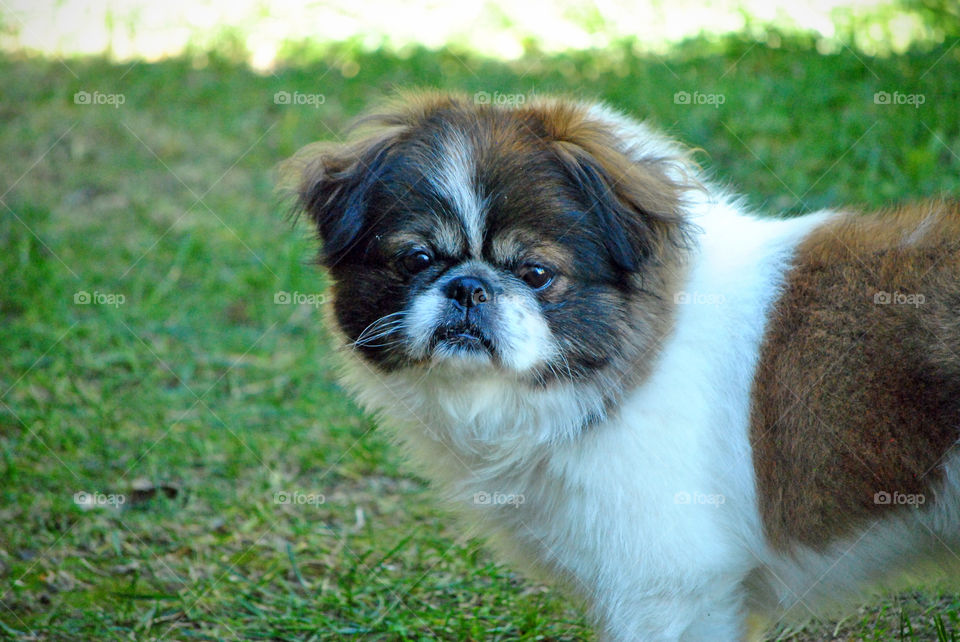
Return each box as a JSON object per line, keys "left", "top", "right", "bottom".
{"left": 445, "top": 275, "right": 491, "bottom": 309}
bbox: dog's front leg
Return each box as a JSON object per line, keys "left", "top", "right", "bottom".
{"left": 592, "top": 584, "right": 749, "bottom": 642}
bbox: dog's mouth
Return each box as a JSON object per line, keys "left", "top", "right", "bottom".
{"left": 431, "top": 324, "right": 495, "bottom": 355}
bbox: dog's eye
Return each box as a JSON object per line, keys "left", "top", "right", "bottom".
{"left": 400, "top": 249, "right": 433, "bottom": 275}
{"left": 518, "top": 264, "right": 554, "bottom": 290}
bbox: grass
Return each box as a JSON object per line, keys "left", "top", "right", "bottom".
{"left": 2, "top": 33, "right": 960, "bottom": 640}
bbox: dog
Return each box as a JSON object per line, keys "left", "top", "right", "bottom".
{"left": 285, "top": 91, "right": 960, "bottom": 641}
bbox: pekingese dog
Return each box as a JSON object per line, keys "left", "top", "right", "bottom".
{"left": 286, "top": 91, "right": 960, "bottom": 641}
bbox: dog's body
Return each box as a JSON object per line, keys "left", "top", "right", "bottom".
{"left": 289, "top": 93, "right": 960, "bottom": 640}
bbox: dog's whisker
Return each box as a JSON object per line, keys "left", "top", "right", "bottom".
{"left": 355, "top": 323, "right": 403, "bottom": 341}
{"left": 352, "top": 312, "right": 407, "bottom": 349}
{"left": 355, "top": 311, "right": 405, "bottom": 333}
{"left": 353, "top": 327, "right": 404, "bottom": 346}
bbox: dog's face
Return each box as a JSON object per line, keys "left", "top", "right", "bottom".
{"left": 294, "top": 94, "right": 692, "bottom": 391}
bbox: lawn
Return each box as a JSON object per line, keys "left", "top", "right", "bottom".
{"left": 2, "top": 33, "right": 960, "bottom": 640}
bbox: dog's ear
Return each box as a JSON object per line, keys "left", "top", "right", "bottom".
{"left": 288, "top": 92, "right": 459, "bottom": 265}
{"left": 549, "top": 119, "right": 693, "bottom": 272}
{"left": 293, "top": 132, "right": 398, "bottom": 266}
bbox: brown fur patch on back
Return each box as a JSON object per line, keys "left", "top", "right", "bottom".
{"left": 752, "top": 200, "right": 960, "bottom": 551}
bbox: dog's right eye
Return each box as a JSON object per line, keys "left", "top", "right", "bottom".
{"left": 400, "top": 250, "right": 433, "bottom": 275}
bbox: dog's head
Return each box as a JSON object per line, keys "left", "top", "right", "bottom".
{"left": 290, "top": 92, "right": 694, "bottom": 394}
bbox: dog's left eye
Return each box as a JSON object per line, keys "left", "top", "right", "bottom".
{"left": 518, "top": 264, "right": 554, "bottom": 290}
{"left": 400, "top": 249, "right": 433, "bottom": 275}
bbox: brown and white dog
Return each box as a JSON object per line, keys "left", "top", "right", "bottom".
{"left": 287, "top": 92, "right": 960, "bottom": 641}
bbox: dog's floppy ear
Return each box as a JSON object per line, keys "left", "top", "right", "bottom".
{"left": 549, "top": 119, "right": 693, "bottom": 272}
{"left": 291, "top": 132, "right": 399, "bottom": 266}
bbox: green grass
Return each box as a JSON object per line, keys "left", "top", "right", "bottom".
{"left": 2, "top": 34, "right": 960, "bottom": 640}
